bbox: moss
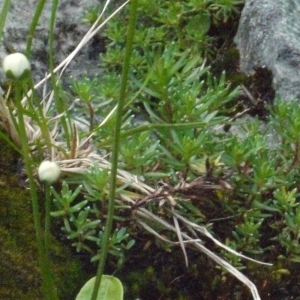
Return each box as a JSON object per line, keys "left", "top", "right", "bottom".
{"left": 0, "top": 139, "right": 86, "bottom": 299}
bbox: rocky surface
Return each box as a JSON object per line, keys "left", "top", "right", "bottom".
{"left": 235, "top": 0, "right": 300, "bottom": 101}
{"left": 1, "top": 0, "right": 108, "bottom": 85}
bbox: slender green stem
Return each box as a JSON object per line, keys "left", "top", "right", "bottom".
{"left": 26, "top": 0, "right": 47, "bottom": 57}
{"left": 98, "top": 120, "right": 222, "bottom": 147}
{"left": 44, "top": 185, "right": 51, "bottom": 250}
{"left": 0, "top": 0, "right": 11, "bottom": 45}
{"left": 14, "top": 84, "right": 47, "bottom": 297}
{"left": 90, "top": 1, "right": 139, "bottom": 299}
{"left": 27, "top": 77, "right": 53, "bottom": 155}
{"left": 49, "top": 0, "right": 71, "bottom": 148}
{"left": 14, "top": 80, "right": 57, "bottom": 300}
{"left": 44, "top": 182, "right": 58, "bottom": 300}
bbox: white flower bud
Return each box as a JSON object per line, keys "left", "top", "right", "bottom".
{"left": 38, "top": 161, "right": 61, "bottom": 184}
{"left": 3, "top": 53, "right": 31, "bottom": 79}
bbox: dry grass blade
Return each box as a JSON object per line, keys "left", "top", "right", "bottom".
{"left": 172, "top": 207, "right": 189, "bottom": 267}
{"left": 135, "top": 207, "right": 261, "bottom": 300}
{"left": 173, "top": 210, "right": 272, "bottom": 266}
{"left": 32, "top": 0, "right": 130, "bottom": 93}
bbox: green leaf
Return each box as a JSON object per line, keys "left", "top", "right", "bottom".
{"left": 186, "top": 11, "right": 211, "bottom": 38}
{"left": 76, "top": 276, "right": 123, "bottom": 300}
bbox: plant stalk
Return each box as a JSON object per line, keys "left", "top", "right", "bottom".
{"left": 0, "top": 0, "right": 11, "bottom": 46}
{"left": 90, "top": 0, "right": 139, "bottom": 299}
{"left": 14, "top": 81, "right": 58, "bottom": 300}
{"left": 26, "top": 0, "right": 47, "bottom": 57}
{"left": 49, "top": 0, "right": 71, "bottom": 149}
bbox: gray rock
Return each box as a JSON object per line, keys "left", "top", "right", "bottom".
{"left": 235, "top": 0, "right": 300, "bottom": 101}
{"left": 0, "top": 0, "right": 104, "bottom": 85}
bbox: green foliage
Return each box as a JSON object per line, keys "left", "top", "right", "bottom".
{"left": 51, "top": 182, "right": 86, "bottom": 217}
{"left": 66, "top": 2, "right": 243, "bottom": 282}
{"left": 209, "top": 0, "right": 244, "bottom": 23}
{"left": 76, "top": 276, "right": 123, "bottom": 300}
{"left": 50, "top": 178, "right": 134, "bottom": 266}
{"left": 219, "top": 100, "right": 300, "bottom": 270}
{"left": 93, "top": 228, "right": 135, "bottom": 268}
{"left": 119, "top": 131, "right": 160, "bottom": 172}
{"left": 82, "top": 0, "right": 244, "bottom": 71}
{"left": 76, "top": 2, "right": 300, "bottom": 296}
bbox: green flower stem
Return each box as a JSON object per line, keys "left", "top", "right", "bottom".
{"left": 26, "top": 0, "right": 47, "bottom": 57}
{"left": 14, "top": 81, "right": 57, "bottom": 300}
{"left": 26, "top": 78, "right": 53, "bottom": 155}
{"left": 44, "top": 182, "right": 58, "bottom": 300}
{"left": 44, "top": 183, "right": 51, "bottom": 253}
{"left": 49, "top": 0, "right": 71, "bottom": 149}
{"left": 98, "top": 119, "right": 224, "bottom": 147}
{"left": 90, "top": 0, "right": 139, "bottom": 299}
{"left": 0, "top": 0, "right": 11, "bottom": 45}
